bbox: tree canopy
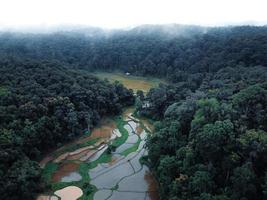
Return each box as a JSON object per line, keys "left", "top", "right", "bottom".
{"left": 0, "top": 58, "right": 134, "bottom": 199}
{"left": 0, "top": 25, "right": 267, "bottom": 199}
{"left": 143, "top": 66, "right": 267, "bottom": 200}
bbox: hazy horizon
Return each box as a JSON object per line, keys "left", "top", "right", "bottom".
{"left": 0, "top": 23, "right": 267, "bottom": 34}
{"left": 0, "top": 0, "right": 267, "bottom": 31}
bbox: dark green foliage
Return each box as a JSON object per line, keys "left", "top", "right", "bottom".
{"left": 0, "top": 25, "right": 267, "bottom": 200}
{"left": 194, "top": 120, "right": 234, "bottom": 162}
{"left": 145, "top": 67, "right": 267, "bottom": 199}
{"left": 231, "top": 164, "right": 257, "bottom": 199}
{"left": 263, "top": 173, "right": 267, "bottom": 198}
{"left": 137, "top": 83, "right": 191, "bottom": 119}
{"left": 107, "top": 144, "right": 117, "bottom": 154}
{"left": 1, "top": 158, "right": 42, "bottom": 200}
{"left": 232, "top": 85, "right": 267, "bottom": 130}
{"left": 0, "top": 59, "right": 134, "bottom": 199}
{"left": 1, "top": 26, "right": 267, "bottom": 80}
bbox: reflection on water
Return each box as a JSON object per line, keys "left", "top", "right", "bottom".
{"left": 130, "top": 148, "right": 145, "bottom": 172}
{"left": 88, "top": 145, "right": 108, "bottom": 162}
{"left": 115, "top": 143, "right": 134, "bottom": 154}
{"left": 136, "top": 125, "right": 144, "bottom": 135}
{"left": 52, "top": 163, "right": 79, "bottom": 183}
{"left": 61, "top": 172, "right": 82, "bottom": 182}
{"left": 125, "top": 134, "right": 139, "bottom": 144}
{"left": 108, "top": 191, "right": 145, "bottom": 200}
{"left": 93, "top": 189, "right": 112, "bottom": 199}
{"left": 91, "top": 162, "right": 134, "bottom": 189}
{"left": 128, "top": 120, "right": 137, "bottom": 131}
{"left": 39, "top": 108, "right": 158, "bottom": 200}
{"left": 124, "top": 124, "right": 134, "bottom": 135}
{"left": 90, "top": 111, "right": 158, "bottom": 200}
{"left": 118, "top": 165, "right": 151, "bottom": 192}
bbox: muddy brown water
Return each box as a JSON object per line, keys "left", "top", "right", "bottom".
{"left": 39, "top": 118, "right": 116, "bottom": 166}
{"left": 39, "top": 108, "right": 159, "bottom": 200}
{"left": 136, "top": 125, "right": 144, "bottom": 135}
{"left": 88, "top": 118, "right": 116, "bottom": 140}
{"left": 145, "top": 172, "right": 160, "bottom": 200}
{"left": 90, "top": 112, "right": 159, "bottom": 200}
{"left": 52, "top": 163, "right": 79, "bottom": 182}
{"left": 140, "top": 118, "right": 154, "bottom": 132}
{"left": 36, "top": 195, "right": 52, "bottom": 200}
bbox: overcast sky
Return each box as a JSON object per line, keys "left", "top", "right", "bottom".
{"left": 0, "top": 0, "right": 267, "bottom": 29}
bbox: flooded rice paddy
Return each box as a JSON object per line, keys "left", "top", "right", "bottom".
{"left": 52, "top": 163, "right": 80, "bottom": 182}
{"left": 39, "top": 108, "right": 158, "bottom": 200}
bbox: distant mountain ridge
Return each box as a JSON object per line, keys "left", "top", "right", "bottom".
{"left": 1, "top": 24, "right": 213, "bottom": 37}
{"left": 0, "top": 25, "right": 267, "bottom": 82}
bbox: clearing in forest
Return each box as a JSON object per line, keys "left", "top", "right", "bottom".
{"left": 92, "top": 72, "right": 165, "bottom": 93}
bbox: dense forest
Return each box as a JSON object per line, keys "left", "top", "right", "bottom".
{"left": 0, "top": 25, "right": 267, "bottom": 200}
{"left": 0, "top": 58, "right": 134, "bottom": 199}
{"left": 138, "top": 66, "right": 267, "bottom": 199}
{"left": 1, "top": 25, "right": 267, "bottom": 82}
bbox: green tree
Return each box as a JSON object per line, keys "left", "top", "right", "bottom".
{"left": 231, "top": 164, "right": 257, "bottom": 200}
{"left": 194, "top": 120, "right": 234, "bottom": 162}
{"left": 233, "top": 84, "right": 267, "bottom": 130}
{"left": 190, "top": 98, "right": 220, "bottom": 137}
{"left": 189, "top": 171, "right": 214, "bottom": 195}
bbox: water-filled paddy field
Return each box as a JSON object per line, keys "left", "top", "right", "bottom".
{"left": 38, "top": 108, "right": 159, "bottom": 200}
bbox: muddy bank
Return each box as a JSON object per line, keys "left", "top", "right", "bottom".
{"left": 52, "top": 163, "right": 80, "bottom": 182}
{"left": 39, "top": 108, "right": 158, "bottom": 200}
{"left": 89, "top": 110, "right": 158, "bottom": 200}
{"left": 54, "top": 186, "right": 83, "bottom": 200}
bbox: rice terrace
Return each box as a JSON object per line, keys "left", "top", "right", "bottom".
{"left": 1, "top": 2, "right": 267, "bottom": 199}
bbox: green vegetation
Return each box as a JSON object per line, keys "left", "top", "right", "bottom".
{"left": 46, "top": 161, "right": 97, "bottom": 199}
{"left": 51, "top": 178, "right": 97, "bottom": 200}
{"left": 93, "top": 72, "right": 165, "bottom": 93}
{"left": 121, "top": 137, "right": 142, "bottom": 156}
{"left": 1, "top": 26, "right": 267, "bottom": 82}
{"left": 142, "top": 67, "right": 267, "bottom": 200}
{"left": 0, "top": 86, "right": 9, "bottom": 96}
{"left": 112, "top": 117, "right": 129, "bottom": 147}
{"left": 79, "top": 163, "right": 91, "bottom": 182}
{"left": 0, "top": 60, "right": 134, "bottom": 200}
{"left": 1, "top": 25, "right": 267, "bottom": 200}
{"left": 88, "top": 151, "right": 112, "bottom": 169}
{"left": 43, "top": 156, "right": 98, "bottom": 199}
{"left": 42, "top": 162, "right": 59, "bottom": 183}
{"left": 40, "top": 111, "right": 134, "bottom": 199}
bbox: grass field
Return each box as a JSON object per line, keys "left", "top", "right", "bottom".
{"left": 92, "top": 72, "right": 165, "bottom": 93}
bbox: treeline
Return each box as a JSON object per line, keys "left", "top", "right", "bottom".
{"left": 137, "top": 66, "right": 267, "bottom": 200}
{"left": 1, "top": 25, "right": 267, "bottom": 200}
{"left": 1, "top": 26, "right": 267, "bottom": 82}
{"left": 0, "top": 58, "right": 134, "bottom": 200}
